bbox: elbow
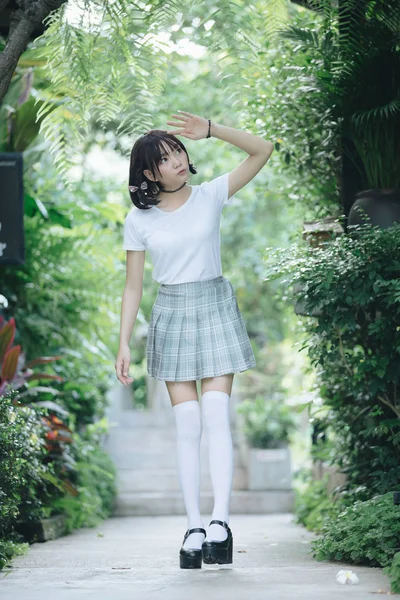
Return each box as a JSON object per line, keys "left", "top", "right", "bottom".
{"left": 258, "top": 141, "right": 274, "bottom": 164}
{"left": 257, "top": 140, "right": 274, "bottom": 161}
{"left": 264, "top": 141, "right": 274, "bottom": 157}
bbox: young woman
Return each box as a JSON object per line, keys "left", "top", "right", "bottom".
{"left": 115, "top": 111, "right": 273, "bottom": 569}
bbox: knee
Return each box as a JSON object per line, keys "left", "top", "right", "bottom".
{"left": 173, "top": 400, "right": 202, "bottom": 439}
{"left": 201, "top": 391, "right": 230, "bottom": 431}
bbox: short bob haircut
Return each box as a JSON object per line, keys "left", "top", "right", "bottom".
{"left": 128, "top": 130, "right": 197, "bottom": 210}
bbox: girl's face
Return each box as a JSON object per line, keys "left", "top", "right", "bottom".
{"left": 144, "top": 143, "right": 189, "bottom": 190}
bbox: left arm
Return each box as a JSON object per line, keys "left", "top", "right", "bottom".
{"left": 166, "top": 111, "right": 274, "bottom": 197}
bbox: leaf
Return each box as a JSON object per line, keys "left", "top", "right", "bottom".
{"left": 34, "top": 400, "right": 69, "bottom": 415}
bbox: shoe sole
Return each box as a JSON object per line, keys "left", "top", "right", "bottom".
{"left": 202, "top": 541, "right": 233, "bottom": 565}
{"left": 180, "top": 551, "right": 202, "bottom": 569}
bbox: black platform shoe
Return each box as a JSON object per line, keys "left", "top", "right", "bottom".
{"left": 202, "top": 520, "right": 233, "bottom": 565}
{"left": 179, "top": 527, "right": 206, "bottom": 569}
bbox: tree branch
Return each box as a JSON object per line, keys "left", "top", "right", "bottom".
{"left": 0, "top": 0, "right": 68, "bottom": 104}
{"left": 377, "top": 394, "right": 400, "bottom": 419}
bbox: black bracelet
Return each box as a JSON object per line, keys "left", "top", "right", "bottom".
{"left": 206, "top": 118, "right": 211, "bottom": 138}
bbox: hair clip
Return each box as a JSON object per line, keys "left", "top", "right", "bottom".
{"left": 128, "top": 185, "right": 138, "bottom": 193}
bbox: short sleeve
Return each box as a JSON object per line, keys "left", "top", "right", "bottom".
{"left": 210, "top": 172, "right": 235, "bottom": 209}
{"left": 122, "top": 211, "right": 146, "bottom": 251}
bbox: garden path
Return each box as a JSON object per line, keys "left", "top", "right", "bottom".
{"left": 1, "top": 513, "right": 390, "bottom": 599}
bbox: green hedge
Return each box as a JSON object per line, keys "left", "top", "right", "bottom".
{"left": 0, "top": 390, "right": 117, "bottom": 570}
{"left": 265, "top": 225, "right": 400, "bottom": 499}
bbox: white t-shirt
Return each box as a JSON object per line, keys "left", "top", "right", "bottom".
{"left": 122, "top": 173, "right": 234, "bottom": 285}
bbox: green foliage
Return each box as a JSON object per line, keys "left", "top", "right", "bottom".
{"left": 383, "top": 552, "right": 400, "bottom": 595}
{"left": 311, "top": 492, "right": 400, "bottom": 568}
{"left": 1, "top": 209, "right": 119, "bottom": 361}
{"left": 50, "top": 356, "right": 112, "bottom": 425}
{"left": 1, "top": 157, "right": 127, "bottom": 421}
{"left": 0, "top": 389, "right": 61, "bottom": 536}
{"left": 293, "top": 469, "right": 345, "bottom": 533}
{"left": 21, "top": 0, "right": 287, "bottom": 181}
{"left": 279, "top": 1, "right": 400, "bottom": 190}
{"left": 0, "top": 388, "right": 117, "bottom": 568}
{"left": 236, "top": 393, "right": 298, "bottom": 448}
{"left": 51, "top": 419, "right": 117, "bottom": 532}
{"left": 241, "top": 7, "right": 340, "bottom": 217}
{"left": 0, "top": 538, "right": 29, "bottom": 571}
{"left": 0, "top": 70, "right": 49, "bottom": 153}
{"left": 265, "top": 225, "right": 400, "bottom": 497}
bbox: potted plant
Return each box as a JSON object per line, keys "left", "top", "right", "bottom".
{"left": 236, "top": 393, "right": 298, "bottom": 491}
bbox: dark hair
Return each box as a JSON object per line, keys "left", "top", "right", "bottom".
{"left": 128, "top": 129, "right": 197, "bottom": 210}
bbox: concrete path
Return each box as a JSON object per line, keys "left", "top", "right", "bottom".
{"left": 1, "top": 513, "right": 390, "bottom": 600}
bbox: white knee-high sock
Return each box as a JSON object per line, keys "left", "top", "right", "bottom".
{"left": 173, "top": 400, "right": 205, "bottom": 549}
{"left": 201, "top": 390, "right": 233, "bottom": 542}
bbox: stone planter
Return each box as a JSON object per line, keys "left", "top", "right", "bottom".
{"left": 247, "top": 444, "right": 292, "bottom": 491}
{"left": 15, "top": 513, "right": 67, "bottom": 543}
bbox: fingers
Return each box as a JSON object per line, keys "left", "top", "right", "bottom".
{"left": 115, "top": 360, "right": 122, "bottom": 379}
{"left": 166, "top": 129, "right": 184, "bottom": 135}
{"left": 115, "top": 358, "right": 134, "bottom": 385}
{"left": 166, "top": 120, "right": 185, "bottom": 127}
{"left": 177, "top": 110, "right": 193, "bottom": 117}
{"left": 170, "top": 113, "right": 188, "bottom": 121}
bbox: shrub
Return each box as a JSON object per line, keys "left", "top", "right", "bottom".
{"left": 236, "top": 393, "right": 298, "bottom": 449}
{"left": 293, "top": 469, "right": 344, "bottom": 533}
{"left": 383, "top": 552, "right": 400, "bottom": 595}
{"left": 51, "top": 419, "right": 117, "bottom": 532}
{"left": 0, "top": 538, "right": 28, "bottom": 571}
{"left": 311, "top": 492, "right": 400, "bottom": 568}
{"left": 0, "top": 389, "right": 61, "bottom": 536}
{"left": 264, "top": 225, "right": 400, "bottom": 498}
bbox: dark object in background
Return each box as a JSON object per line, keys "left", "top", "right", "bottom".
{"left": 348, "top": 189, "right": 400, "bottom": 230}
{"left": 0, "top": 152, "right": 24, "bottom": 265}
{"left": 311, "top": 420, "right": 327, "bottom": 446}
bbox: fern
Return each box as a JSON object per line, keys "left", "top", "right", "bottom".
{"left": 24, "top": 0, "right": 285, "bottom": 181}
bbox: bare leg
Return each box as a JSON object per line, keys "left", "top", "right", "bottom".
{"left": 165, "top": 380, "right": 198, "bottom": 407}
{"left": 200, "top": 373, "right": 234, "bottom": 397}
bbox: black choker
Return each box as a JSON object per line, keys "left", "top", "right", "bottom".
{"left": 159, "top": 182, "right": 187, "bottom": 194}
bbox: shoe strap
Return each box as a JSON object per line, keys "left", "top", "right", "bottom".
{"left": 184, "top": 527, "right": 206, "bottom": 541}
{"left": 209, "top": 519, "right": 229, "bottom": 531}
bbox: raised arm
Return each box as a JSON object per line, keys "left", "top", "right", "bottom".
{"left": 210, "top": 122, "right": 273, "bottom": 197}
{"left": 166, "top": 111, "right": 274, "bottom": 196}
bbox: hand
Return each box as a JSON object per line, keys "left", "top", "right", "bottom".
{"left": 115, "top": 347, "right": 134, "bottom": 386}
{"left": 166, "top": 111, "right": 210, "bottom": 140}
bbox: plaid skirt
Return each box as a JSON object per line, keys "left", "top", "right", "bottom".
{"left": 146, "top": 276, "right": 256, "bottom": 381}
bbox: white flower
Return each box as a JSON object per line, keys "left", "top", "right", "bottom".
{"left": 0, "top": 294, "right": 8, "bottom": 308}
{"left": 336, "top": 569, "right": 360, "bottom": 585}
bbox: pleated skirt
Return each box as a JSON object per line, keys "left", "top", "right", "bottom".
{"left": 146, "top": 275, "right": 256, "bottom": 382}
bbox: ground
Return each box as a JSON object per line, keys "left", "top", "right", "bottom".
{"left": 1, "top": 513, "right": 390, "bottom": 600}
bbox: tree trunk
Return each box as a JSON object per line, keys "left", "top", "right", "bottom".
{"left": 0, "top": 0, "right": 67, "bottom": 104}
